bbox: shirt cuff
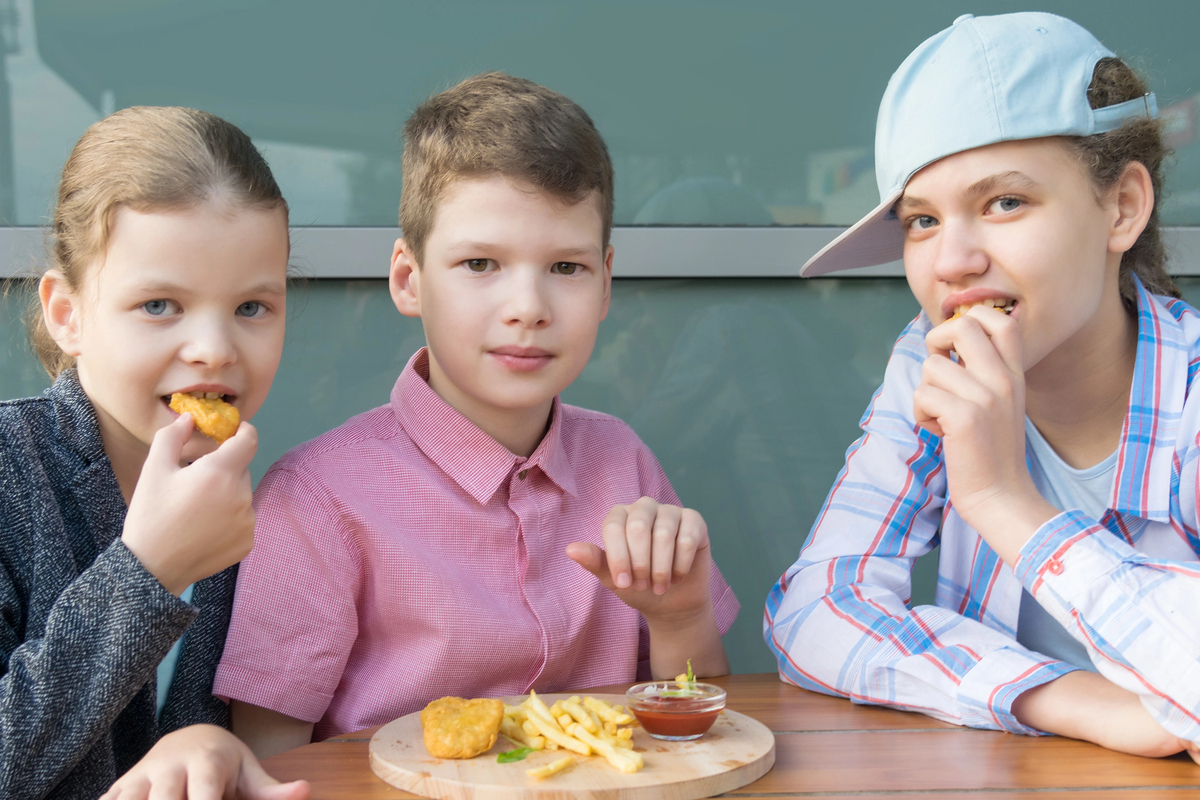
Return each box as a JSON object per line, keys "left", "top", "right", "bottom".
{"left": 1013, "top": 510, "right": 1133, "bottom": 609}
{"left": 956, "top": 646, "right": 1079, "bottom": 735}
{"left": 213, "top": 662, "right": 334, "bottom": 724}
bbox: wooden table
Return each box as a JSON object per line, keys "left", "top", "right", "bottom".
{"left": 261, "top": 673, "right": 1200, "bottom": 799}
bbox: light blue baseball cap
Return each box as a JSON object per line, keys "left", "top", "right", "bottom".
{"left": 801, "top": 12, "right": 1157, "bottom": 277}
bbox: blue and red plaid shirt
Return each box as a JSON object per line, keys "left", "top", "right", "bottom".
{"left": 765, "top": 277, "right": 1200, "bottom": 741}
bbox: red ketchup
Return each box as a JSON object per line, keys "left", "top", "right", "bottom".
{"left": 631, "top": 696, "right": 722, "bottom": 738}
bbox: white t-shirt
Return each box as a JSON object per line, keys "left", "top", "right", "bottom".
{"left": 1016, "top": 419, "right": 1116, "bottom": 672}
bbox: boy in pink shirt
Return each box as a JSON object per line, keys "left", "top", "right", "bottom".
{"left": 215, "top": 73, "right": 740, "bottom": 756}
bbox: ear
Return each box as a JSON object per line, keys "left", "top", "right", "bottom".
{"left": 1107, "top": 161, "right": 1155, "bottom": 256}
{"left": 598, "top": 244, "right": 614, "bottom": 322}
{"left": 389, "top": 238, "right": 422, "bottom": 318}
{"left": 39, "top": 270, "right": 84, "bottom": 357}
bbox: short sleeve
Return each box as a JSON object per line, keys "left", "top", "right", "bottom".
{"left": 213, "top": 465, "right": 363, "bottom": 723}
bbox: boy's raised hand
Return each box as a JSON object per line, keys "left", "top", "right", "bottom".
{"left": 567, "top": 496, "right": 713, "bottom": 620}
{"left": 101, "top": 724, "right": 309, "bottom": 800}
{"left": 121, "top": 413, "right": 259, "bottom": 596}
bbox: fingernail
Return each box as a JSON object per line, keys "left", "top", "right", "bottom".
{"left": 635, "top": 579, "right": 648, "bottom": 591}
{"left": 616, "top": 573, "right": 631, "bottom": 588}
{"left": 654, "top": 583, "right": 667, "bottom": 595}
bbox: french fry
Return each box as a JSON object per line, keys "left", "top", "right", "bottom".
{"left": 604, "top": 721, "right": 617, "bottom": 735}
{"left": 560, "top": 699, "right": 599, "bottom": 733}
{"left": 617, "top": 727, "right": 632, "bottom": 740}
{"left": 526, "top": 755, "right": 575, "bottom": 780}
{"left": 528, "top": 691, "right": 560, "bottom": 729}
{"left": 568, "top": 723, "right": 642, "bottom": 773}
{"left": 500, "top": 718, "right": 543, "bottom": 750}
{"left": 522, "top": 720, "right": 540, "bottom": 737}
{"left": 526, "top": 710, "right": 590, "bottom": 755}
{"left": 583, "top": 705, "right": 605, "bottom": 732}
{"left": 582, "top": 696, "right": 620, "bottom": 724}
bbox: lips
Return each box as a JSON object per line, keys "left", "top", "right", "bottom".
{"left": 161, "top": 387, "right": 237, "bottom": 410}
{"left": 489, "top": 346, "right": 554, "bottom": 373}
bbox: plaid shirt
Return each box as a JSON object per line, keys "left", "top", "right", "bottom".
{"left": 765, "top": 278, "right": 1200, "bottom": 741}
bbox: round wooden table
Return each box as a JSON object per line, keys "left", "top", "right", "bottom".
{"left": 261, "top": 673, "right": 1200, "bottom": 799}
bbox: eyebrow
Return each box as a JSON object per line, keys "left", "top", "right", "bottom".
{"left": 445, "top": 242, "right": 600, "bottom": 260}
{"left": 894, "top": 171, "right": 1040, "bottom": 217}
{"left": 129, "top": 279, "right": 287, "bottom": 296}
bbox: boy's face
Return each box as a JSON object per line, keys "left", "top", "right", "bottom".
{"left": 392, "top": 175, "right": 612, "bottom": 427}
{"left": 898, "top": 137, "right": 1127, "bottom": 372}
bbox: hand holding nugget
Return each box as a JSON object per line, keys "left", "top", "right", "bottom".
{"left": 567, "top": 496, "right": 729, "bottom": 679}
{"left": 914, "top": 304, "right": 1058, "bottom": 564}
{"left": 169, "top": 391, "right": 240, "bottom": 443}
{"left": 121, "top": 412, "right": 258, "bottom": 596}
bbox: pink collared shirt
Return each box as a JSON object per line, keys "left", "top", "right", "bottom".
{"left": 215, "top": 349, "right": 739, "bottom": 740}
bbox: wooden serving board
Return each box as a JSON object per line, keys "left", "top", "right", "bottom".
{"left": 369, "top": 693, "right": 775, "bottom": 800}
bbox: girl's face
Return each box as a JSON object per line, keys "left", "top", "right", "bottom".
{"left": 51, "top": 202, "right": 289, "bottom": 464}
{"left": 898, "top": 137, "right": 1126, "bottom": 371}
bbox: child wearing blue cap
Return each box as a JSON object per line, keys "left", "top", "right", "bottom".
{"left": 766, "top": 12, "right": 1200, "bottom": 760}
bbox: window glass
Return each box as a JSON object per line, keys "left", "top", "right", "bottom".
{"left": 3, "top": 0, "right": 1200, "bottom": 226}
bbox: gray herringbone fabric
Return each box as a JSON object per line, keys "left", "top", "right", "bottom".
{"left": 0, "top": 370, "right": 236, "bottom": 799}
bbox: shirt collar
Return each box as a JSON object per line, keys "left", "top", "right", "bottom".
{"left": 1109, "top": 275, "right": 1187, "bottom": 522}
{"left": 391, "top": 348, "right": 577, "bottom": 504}
{"left": 45, "top": 368, "right": 108, "bottom": 466}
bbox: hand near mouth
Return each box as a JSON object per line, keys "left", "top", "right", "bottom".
{"left": 120, "top": 412, "right": 259, "bottom": 596}
{"left": 914, "top": 305, "right": 1058, "bottom": 565}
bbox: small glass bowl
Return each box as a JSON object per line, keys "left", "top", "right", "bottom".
{"left": 625, "top": 681, "right": 726, "bottom": 741}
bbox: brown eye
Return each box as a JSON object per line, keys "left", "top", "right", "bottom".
{"left": 466, "top": 258, "right": 493, "bottom": 272}
{"left": 553, "top": 262, "right": 580, "bottom": 275}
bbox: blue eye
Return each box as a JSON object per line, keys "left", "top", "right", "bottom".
{"left": 142, "top": 300, "right": 169, "bottom": 316}
{"left": 553, "top": 262, "right": 580, "bottom": 275}
{"left": 910, "top": 215, "right": 938, "bottom": 231}
{"left": 236, "top": 301, "right": 263, "bottom": 318}
{"left": 990, "top": 197, "right": 1023, "bottom": 214}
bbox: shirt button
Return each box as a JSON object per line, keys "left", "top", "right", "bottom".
{"left": 519, "top": 470, "right": 528, "bottom": 480}
{"left": 1046, "top": 558, "right": 1064, "bottom": 576}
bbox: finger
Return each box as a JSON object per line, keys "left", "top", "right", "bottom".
{"left": 672, "top": 509, "right": 708, "bottom": 582}
{"left": 249, "top": 781, "right": 312, "bottom": 800}
{"left": 649, "top": 504, "right": 682, "bottom": 594}
{"left": 564, "top": 542, "right": 616, "bottom": 591}
{"left": 103, "top": 775, "right": 150, "bottom": 800}
{"left": 145, "top": 413, "right": 195, "bottom": 473}
{"left": 184, "top": 761, "right": 231, "bottom": 800}
{"left": 239, "top": 747, "right": 314, "bottom": 800}
{"left": 912, "top": 384, "right": 971, "bottom": 437}
{"left": 146, "top": 766, "right": 187, "bottom": 800}
{"left": 600, "top": 506, "right": 633, "bottom": 588}
{"left": 921, "top": 353, "right": 993, "bottom": 407}
{"left": 963, "top": 303, "right": 1023, "bottom": 375}
{"left": 623, "top": 497, "right": 659, "bottom": 590}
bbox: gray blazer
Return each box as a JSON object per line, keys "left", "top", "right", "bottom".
{"left": 0, "top": 370, "right": 236, "bottom": 799}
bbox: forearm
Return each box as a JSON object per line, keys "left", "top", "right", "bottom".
{"left": 231, "top": 700, "right": 315, "bottom": 760}
{"left": 646, "top": 604, "right": 728, "bottom": 680}
{"left": 0, "top": 541, "right": 194, "bottom": 797}
{"left": 1013, "top": 670, "right": 1191, "bottom": 758}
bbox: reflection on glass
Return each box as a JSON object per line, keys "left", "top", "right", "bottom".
{"left": 2, "top": 1, "right": 1200, "bottom": 226}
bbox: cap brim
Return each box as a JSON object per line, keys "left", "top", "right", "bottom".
{"left": 800, "top": 190, "right": 905, "bottom": 277}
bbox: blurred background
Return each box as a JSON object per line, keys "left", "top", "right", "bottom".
{"left": 2, "top": 0, "right": 1199, "bottom": 673}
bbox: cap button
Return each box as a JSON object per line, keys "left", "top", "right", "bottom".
{"left": 953, "top": 13, "right": 974, "bottom": 24}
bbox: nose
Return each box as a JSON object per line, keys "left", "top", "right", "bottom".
{"left": 179, "top": 312, "right": 238, "bottom": 368}
{"left": 929, "top": 218, "right": 989, "bottom": 284}
{"left": 502, "top": 267, "right": 552, "bottom": 329}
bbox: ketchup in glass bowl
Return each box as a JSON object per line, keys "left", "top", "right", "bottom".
{"left": 625, "top": 682, "right": 726, "bottom": 741}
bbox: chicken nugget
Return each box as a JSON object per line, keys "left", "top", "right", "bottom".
{"left": 420, "top": 697, "right": 505, "bottom": 759}
{"left": 169, "top": 392, "right": 239, "bottom": 444}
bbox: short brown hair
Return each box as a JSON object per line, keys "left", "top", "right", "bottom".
{"left": 399, "top": 72, "right": 614, "bottom": 263}
{"left": 26, "top": 106, "right": 287, "bottom": 378}
{"left": 1067, "top": 57, "right": 1179, "bottom": 309}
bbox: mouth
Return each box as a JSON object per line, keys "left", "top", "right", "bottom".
{"left": 948, "top": 298, "right": 1016, "bottom": 320}
{"left": 489, "top": 346, "right": 554, "bottom": 373}
{"left": 161, "top": 389, "right": 237, "bottom": 412}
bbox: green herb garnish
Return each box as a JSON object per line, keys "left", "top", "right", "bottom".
{"left": 497, "top": 747, "right": 534, "bottom": 763}
{"left": 685, "top": 658, "right": 695, "bottom": 683}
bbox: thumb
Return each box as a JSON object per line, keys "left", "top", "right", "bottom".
{"left": 566, "top": 542, "right": 615, "bottom": 591}
{"left": 145, "top": 413, "right": 195, "bottom": 472}
{"left": 206, "top": 421, "right": 259, "bottom": 472}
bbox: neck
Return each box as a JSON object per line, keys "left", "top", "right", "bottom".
{"left": 1024, "top": 291, "right": 1137, "bottom": 470}
{"left": 87, "top": 397, "right": 149, "bottom": 505}
{"left": 425, "top": 353, "right": 553, "bottom": 459}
